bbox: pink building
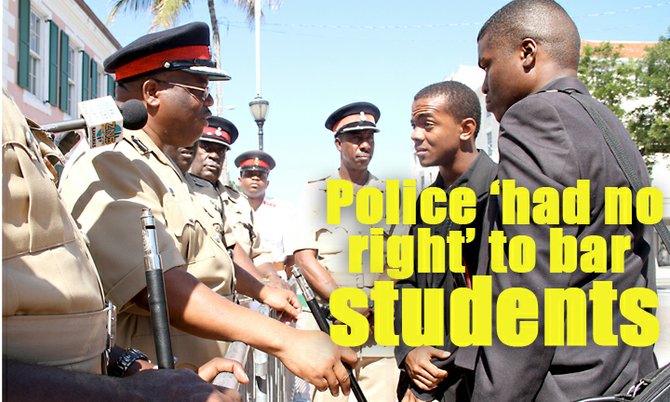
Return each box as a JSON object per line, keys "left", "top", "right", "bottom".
{"left": 3, "top": 0, "right": 120, "bottom": 125}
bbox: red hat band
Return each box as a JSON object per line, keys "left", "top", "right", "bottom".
{"left": 114, "top": 45, "right": 211, "bottom": 81}
{"left": 240, "top": 158, "right": 271, "bottom": 170}
{"left": 202, "top": 126, "right": 231, "bottom": 143}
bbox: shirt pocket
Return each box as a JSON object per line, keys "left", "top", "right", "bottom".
{"left": 162, "top": 190, "right": 196, "bottom": 256}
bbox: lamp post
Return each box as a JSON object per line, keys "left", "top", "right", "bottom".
{"left": 249, "top": 96, "right": 269, "bottom": 150}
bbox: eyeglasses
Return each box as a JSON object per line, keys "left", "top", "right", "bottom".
{"left": 155, "top": 79, "right": 211, "bottom": 102}
{"left": 241, "top": 170, "right": 268, "bottom": 180}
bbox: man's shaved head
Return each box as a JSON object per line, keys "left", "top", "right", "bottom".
{"left": 478, "top": 0, "right": 581, "bottom": 70}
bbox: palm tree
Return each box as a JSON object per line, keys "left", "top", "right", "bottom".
{"left": 107, "top": 0, "right": 280, "bottom": 114}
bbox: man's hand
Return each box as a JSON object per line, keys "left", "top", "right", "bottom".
{"left": 258, "top": 285, "right": 301, "bottom": 320}
{"left": 197, "top": 357, "right": 249, "bottom": 385}
{"left": 275, "top": 330, "right": 358, "bottom": 397}
{"left": 404, "top": 346, "right": 450, "bottom": 391}
{"left": 264, "top": 272, "right": 291, "bottom": 290}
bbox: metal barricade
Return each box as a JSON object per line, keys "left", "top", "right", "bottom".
{"left": 226, "top": 297, "right": 295, "bottom": 402}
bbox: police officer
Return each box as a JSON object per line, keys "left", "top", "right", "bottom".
{"left": 2, "top": 90, "right": 246, "bottom": 401}
{"left": 59, "top": 22, "right": 356, "bottom": 395}
{"left": 189, "top": 117, "right": 286, "bottom": 288}
{"left": 235, "top": 150, "right": 295, "bottom": 271}
{"left": 293, "top": 102, "right": 401, "bottom": 401}
{"left": 164, "top": 119, "right": 292, "bottom": 297}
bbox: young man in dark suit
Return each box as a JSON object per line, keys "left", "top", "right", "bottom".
{"left": 394, "top": 81, "right": 497, "bottom": 402}
{"left": 460, "top": 1, "right": 657, "bottom": 400}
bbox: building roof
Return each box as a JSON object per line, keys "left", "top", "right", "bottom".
{"left": 581, "top": 40, "right": 656, "bottom": 59}
{"left": 74, "top": 0, "right": 121, "bottom": 49}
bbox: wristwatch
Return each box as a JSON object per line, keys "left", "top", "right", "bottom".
{"left": 108, "top": 348, "right": 149, "bottom": 377}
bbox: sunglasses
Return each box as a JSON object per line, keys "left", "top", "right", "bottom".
{"left": 241, "top": 170, "right": 268, "bottom": 180}
{"left": 155, "top": 79, "right": 211, "bottom": 102}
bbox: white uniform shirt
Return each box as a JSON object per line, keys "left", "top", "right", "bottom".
{"left": 253, "top": 195, "right": 295, "bottom": 263}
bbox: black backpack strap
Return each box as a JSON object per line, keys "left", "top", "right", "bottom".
{"left": 549, "top": 88, "right": 670, "bottom": 258}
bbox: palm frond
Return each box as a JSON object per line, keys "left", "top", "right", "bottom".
{"left": 107, "top": 0, "right": 154, "bottom": 23}
{"left": 151, "top": 0, "right": 192, "bottom": 29}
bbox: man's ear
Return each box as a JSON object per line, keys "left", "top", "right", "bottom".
{"left": 459, "top": 117, "right": 477, "bottom": 141}
{"left": 334, "top": 136, "right": 342, "bottom": 151}
{"left": 142, "top": 79, "right": 161, "bottom": 107}
{"left": 520, "top": 38, "right": 537, "bottom": 70}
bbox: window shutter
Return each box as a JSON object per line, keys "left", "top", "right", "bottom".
{"left": 48, "top": 21, "right": 59, "bottom": 105}
{"left": 59, "top": 31, "right": 69, "bottom": 111}
{"left": 90, "top": 59, "right": 98, "bottom": 98}
{"left": 81, "top": 51, "right": 89, "bottom": 100}
{"left": 17, "top": 0, "right": 31, "bottom": 89}
{"left": 107, "top": 75, "right": 116, "bottom": 97}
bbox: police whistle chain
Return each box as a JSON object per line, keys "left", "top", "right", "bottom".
{"left": 291, "top": 266, "right": 368, "bottom": 402}
{"left": 141, "top": 208, "right": 175, "bottom": 369}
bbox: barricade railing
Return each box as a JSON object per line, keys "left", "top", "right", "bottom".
{"left": 217, "top": 296, "right": 295, "bottom": 402}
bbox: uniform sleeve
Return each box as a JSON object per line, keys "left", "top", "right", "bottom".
{"left": 472, "top": 96, "right": 580, "bottom": 400}
{"left": 60, "top": 149, "right": 185, "bottom": 309}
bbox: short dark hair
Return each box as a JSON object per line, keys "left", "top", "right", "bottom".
{"left": 414, "top": 81, "right": 482, "bottom": 138}
{"left": 478, "top": 0, "right": 581, "bottom": 69}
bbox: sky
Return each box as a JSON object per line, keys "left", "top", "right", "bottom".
{"left": 85, "top": 0, "right": 669, "bottom": 204}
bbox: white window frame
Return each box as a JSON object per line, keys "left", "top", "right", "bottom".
{"left": 27, "top": 9, "right": 42, "bottom": 98}
{"left": 64, "top": 32, "right": 84, "bottom": 119}
{"left": 96, "top": 63, "right": 104, "bottom": 99}
{"left": 21, "top": 3, "right": 50, "bottom": 114}
{"left": 66, "top": 45, "right": 76, "bottom": 116}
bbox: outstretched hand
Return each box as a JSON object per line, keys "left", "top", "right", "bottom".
{"left": 276, "top": 329, "right": 358, "bottom": 397}
{"left": 197, "top": 357, "right": 249, "bottom": 385}
{"left": 259, "top": 286, "right": 301, "bottom": 320}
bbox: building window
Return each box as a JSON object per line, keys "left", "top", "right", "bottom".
{"left": 28, "top": 10, "right": 42, "bottom": 97}
{"left": 97, "top": 67, "right": 104, "bottom": 99}
{"left": 67, "top": 47, "right": 76, "bottom": 115}
{"left": 58, "top": 30, "right": 70, "bottom": 113}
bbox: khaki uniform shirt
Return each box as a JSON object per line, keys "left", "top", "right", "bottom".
{"left": 2, "top": 91, "right": 109, "bottom": 373}
{"left": 217, "top": 182, "right": 273, "bottom": 266}
{"left": 59, "top": 128, "right": 234, "bottom": 370}
{"left": 293, "top": 171, "right": 397, "bottom": 287}
{"left": 187, "top": 174, "right": 234, "bottom": 297}
{"left": 293, "top": 170, "right": 403, "bottom": 357}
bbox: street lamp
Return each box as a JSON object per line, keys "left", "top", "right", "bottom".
{"left": 249, "top": 96, "right": 269, "bottom": 150}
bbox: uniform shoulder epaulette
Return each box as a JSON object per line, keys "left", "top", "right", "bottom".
{"left": 222, "top": 185, "right": 245, "bottom": 202}
{"left": 223, "top": 184, "right": 240, "bottom": 196}
{"left": 129, "top": 135, "right": 150, "bottom": 155}
{"left": 190, "top": 174, "right": 211, "bottom": 188}
{"left": 307, "top": 175, "right": 330, "bottom": 184}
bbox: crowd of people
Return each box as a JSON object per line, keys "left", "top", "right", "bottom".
{"left": 3, "top": 1, "right": 660, "bottom": 401}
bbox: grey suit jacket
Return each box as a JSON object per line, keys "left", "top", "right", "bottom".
{"left": 462, "top": 77, "right": 656, "bottom": 401}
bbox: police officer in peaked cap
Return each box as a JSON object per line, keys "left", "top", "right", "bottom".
{"left": 292, "top": 101, "right": 402, "bottom": 402}
{"left": 59, "top": 22, "right": 358, "bottom": 395}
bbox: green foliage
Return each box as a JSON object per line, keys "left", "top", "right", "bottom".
{"left": 628, "top": 30, "right": 670, "bottom": 155}
{"left": 578, "top": 42, "right": 639, "bottom": 118}
{"left": 578, "top": 29, "right": 670, "bottom": 157}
